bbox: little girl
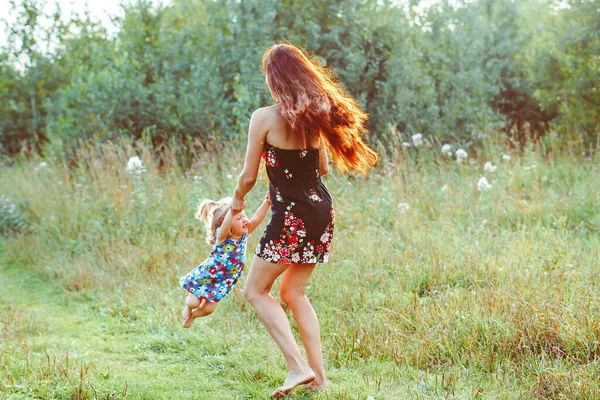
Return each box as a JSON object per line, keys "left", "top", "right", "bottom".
{"left": 180, "top": 193, "right": 270, "bottom": 328}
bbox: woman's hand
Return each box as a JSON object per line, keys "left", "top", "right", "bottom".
{"left": 230, "top": 197, "right": 247, "bottom": 215}
{"left": 265, "top": 191, "right": 271, "bottom": 205}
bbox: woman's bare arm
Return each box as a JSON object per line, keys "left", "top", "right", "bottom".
{"left": 232, "top": 108, "right": 269, "bottom": 211}
{"left": 319, "top": 136, "right": 329, "bottom": 176}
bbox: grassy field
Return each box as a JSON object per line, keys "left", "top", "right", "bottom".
{"left": 1, "top": 137, "right": 599, "bottom": 399}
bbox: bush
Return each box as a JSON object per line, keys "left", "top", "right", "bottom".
{"left": 0, "top": 195, "right": 30, "bottom": 236}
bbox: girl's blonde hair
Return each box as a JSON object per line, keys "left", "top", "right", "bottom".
{"left": 195, "top": 197, "right": 232, "bottom": 245}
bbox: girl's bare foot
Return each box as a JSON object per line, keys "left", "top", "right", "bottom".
{"left": 271, "top": 369, "right": 315, "bottom": 398}
{"left": 181, "top": 305, "right": 191, "bottom": 321}
{"left": 182, "top": 311, "right": 196, "bottom": 328}
{"left": 182, "top": 299, "right": 214, "bottom": 329}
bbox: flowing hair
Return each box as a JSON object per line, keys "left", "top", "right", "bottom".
{"left": 262, "top": 42, "right": 378, "bottom": 174}
{"left": 195, "top": 197, "right": 232, "bottom": 245}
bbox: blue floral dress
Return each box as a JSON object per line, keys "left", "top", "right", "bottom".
{"left": 180, "top": 228, "right": 247, "bottom": 302}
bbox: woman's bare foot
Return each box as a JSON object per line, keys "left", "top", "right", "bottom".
{"left": 306, "top": 378, "right": 327, "bottom": 391}
{"left": 271, "top": 369, "right": 315, "bottom": 398}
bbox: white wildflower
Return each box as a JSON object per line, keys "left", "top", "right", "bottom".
{"left": 402, "top": 142, "right": 411, "bottom": 148}
{"left": 477, "top": 176, "right": 492, "bottom": 191}
{"left": 441, "top": 184, "right": 449, "bottom": 192}
{"left": 456, "top": 149, "right": 468, "bottom": 163}
{"left": 502, "top": 154, "right": 511, "bottom": 162}
{"left": 35, "top": 161, "right": 49, "bottom": 172}
{"left": 0, "top": 195, "right": 17, "bottom": 214}
{"left": 412, "top": 133, "right": 423, "bottom": 147}
{"left": 193, "top": 175, "right": 202, "bottom": 181}
{"left": 226, "top": 173, "right": 233, "bottom": 179}
{"left": 398, "top": 202, "right": 410, "bottom": 213}
{"left": 125, "top": 156, "right": 145, "bottom": 175}
{"left": 523, "top": 163, "right": 537, "bottom": 171}
{"left": 484, "top": 161, "right": 497, "bottom": 172}
{"left": 441, "top": 144, "right": 452, "bottom": 156}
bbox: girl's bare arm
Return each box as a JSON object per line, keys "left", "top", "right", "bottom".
{"left": 248, "top": 195, "right": 271, "bottom": 234}
{"left": 215, "top": 209, "right": 234, "bottom": 244}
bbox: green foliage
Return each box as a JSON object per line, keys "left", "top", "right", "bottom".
{"left": 0, "top": 0, "right": 598, "bottom": 155}
{"left": 383, "top": 0, "right": 508, "bottom": 141}
{"left": 522, "top": 0, "right": 600, "bottom": 142}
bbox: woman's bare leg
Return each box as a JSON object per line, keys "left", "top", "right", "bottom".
{"left": 279, "top": 264, "right": 327, "bottom": 389}
{"left": 243, "top": 255, "right": 315, "bottom": 396}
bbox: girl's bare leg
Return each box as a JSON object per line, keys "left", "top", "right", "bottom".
{"left": 243, "top": 255, "right": 315, "bottom": 397}
{"left": 182, "top": 298, "right": 217, "bottom": 328}
{"left": 279, "top": 264, "right": 327, "bottom": 389}
{"left": 182, "top": 294, "right": 200, "bottom": 322}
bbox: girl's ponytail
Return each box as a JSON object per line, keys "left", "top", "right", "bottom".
{"left": 195, "top": 199, "right": 217, "bottom": 224}
{"left": 195, "top": 197, "right": 232, "bottom": 244}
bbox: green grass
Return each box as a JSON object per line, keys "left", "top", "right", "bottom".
{"left": 1, "top": 138, "right": 599, "bottom": 399}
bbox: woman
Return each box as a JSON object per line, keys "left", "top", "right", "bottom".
{"left": 230, "top": 43, "right": 378, "bottom": 397}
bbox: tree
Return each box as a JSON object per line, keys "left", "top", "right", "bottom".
{"left": 522, "top": 0, "right": 600, "bottom": 142}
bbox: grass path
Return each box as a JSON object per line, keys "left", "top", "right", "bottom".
{"left": 0, "top": 259, "right": 395, "bottom": 399}
{"left": 1, "top": 255, "right": 524, "bottom": 400}
{"left": 1, "top": 261, "right": 242, "bottom": 399}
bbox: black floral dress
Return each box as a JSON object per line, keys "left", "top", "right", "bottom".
{"left": 255, "top": 142, "right": 335, "bottom": 264}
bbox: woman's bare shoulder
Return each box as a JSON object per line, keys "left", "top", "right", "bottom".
{"left": 253, "top": 104, "right": 281, "bottom": 120}
{"left": 249, "top": 105, "right": 281, "bottom": 134}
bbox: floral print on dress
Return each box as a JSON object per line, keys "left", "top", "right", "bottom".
{"left": 255, "top": 203, "right": 334, "bottom": 264}
{"left": 258, "top": 142, "right": 334, "bottom": 265}
{"left": 275, "top": 187, "right": 284, "bottom": 202}
{"left": 262, "top": 146, "right": 279, "bottom": 167}
{"left": 180, "top": 229, "right": 247, "bottom": 302}
{"left": 309, "top": 189, "right": 322, "bottom": 202}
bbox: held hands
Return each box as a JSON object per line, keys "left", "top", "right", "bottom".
{"left": 230, "top": 192, "right": 269, "bottom": 216}
{"left": 230, "top": 197, "right": 247, "bottom": 215}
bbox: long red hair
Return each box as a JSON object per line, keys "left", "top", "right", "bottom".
{"left": 262, "top": 43, "right": 378, "bottom": 175}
